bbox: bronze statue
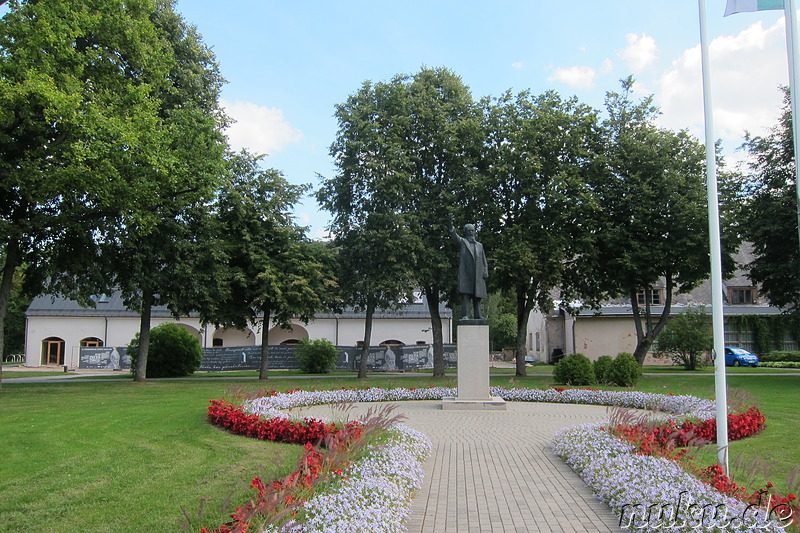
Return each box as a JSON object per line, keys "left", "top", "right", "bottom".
{"left": 449, "top": 216, "right": 488, "bottom": 321}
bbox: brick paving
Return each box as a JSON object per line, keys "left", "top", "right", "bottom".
{"left": 300, "top": 401, "right": 625, "bottom": 533}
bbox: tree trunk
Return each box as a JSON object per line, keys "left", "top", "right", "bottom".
{"left": 133, "top": 287, "right": 154, "bottom": 383}
{"left": 631, "top": 276, "right": 674, "bottom": 364}
{"left": 358, "top": 299, "right": 375, "bottom": 379}
{"left": 0, "top": 240, "right": 21, "bottom": 390}
{"left": 259, "top": 307, "right": 271, "bottom": 380}
{"left": 425, "top": 285, "right": 445, "bottom": 377}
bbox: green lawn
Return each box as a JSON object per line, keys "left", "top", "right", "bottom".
{"left": 0, "top": 380, "right": 304, "bottom": 533}
{"left": 0, "top": 371, "right": 797, "bottom": 532}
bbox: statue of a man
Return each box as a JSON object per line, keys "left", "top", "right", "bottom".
{"left": 449, "top": 216, "right": 489, "bottom": 321}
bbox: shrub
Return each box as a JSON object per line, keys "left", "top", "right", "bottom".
{"left": 295, "top": 338, "right": 338, "bottom": 374}
{"left": 654, "top": 307, "right": 712, "bottom": 370}
{"left": 553, "top": 353, "right": 595, "bottom": 385}
{"left": 760, "top": 351, "right": 800, "bottom": 362}
{"left": 128, "top": 323, "right": 201, "bottom": 378}
{"left": 593, "top": 355, "right": 614, "bottom": 384}
{"left": 760, "top": 361, "right": 800, "bottom": 368}
{"left": 606, "top": 352, "right": 642, "bottom": 387}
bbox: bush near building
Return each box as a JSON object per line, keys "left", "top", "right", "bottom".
{"left": 128, "top": 323, "right": 202, "bottom": 378}
{"left": 606, "top": 352, "right": 642, "bottom": 387}
{"left": 654, "top": 308, "right": 712, "bottom": 371}
{"left": 553, "top": 353, "right": 595, "bottom": 385}
{"left": 294, "top": 339, "right": 338, "bottom": 374}
{"left": 593, "top": 355, "right": 614, "bottom": 385}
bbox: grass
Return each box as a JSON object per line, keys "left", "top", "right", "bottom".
{"left": 0, "top": 370, "right": 797, "bottom": 532}
{"left": 638, "top": 365, "right": 800, "bottom": 374}
{"left": 0, "top": 380, "right": 304, "bottom": 533}
{"left": 1, "top": 371, "right": 76, "bottom": 378}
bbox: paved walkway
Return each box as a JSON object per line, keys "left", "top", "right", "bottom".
{"left": 299, "top": 401, "right": 625, "bottom": 533}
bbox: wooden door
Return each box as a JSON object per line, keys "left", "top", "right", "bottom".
{"left": 43, "top": 339, "right": 64, "bottom": 365}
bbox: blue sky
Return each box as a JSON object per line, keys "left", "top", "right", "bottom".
{"left": 128, "top": 3, "right": 800, "bottom": 235}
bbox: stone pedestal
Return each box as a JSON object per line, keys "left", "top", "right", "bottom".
{"left": 442, "top": 322, "right": 506, "bottom": 410}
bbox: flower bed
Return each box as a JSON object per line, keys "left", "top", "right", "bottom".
{"left": 207, "top": 386, "right": 789, "bottom": 532}
{"left": 609, "top": 405, "right": 766, "bottom": 452}
{"left": 207, "top": 395, "right": 430, "bottom": 532}
{"left": 552, "top": 424, "right": 794, "bottom": 532}
{"left": 208, "top": 398, "right": 362, "bottom": 445}
{"left": 271, "top": 425, "right": 431, "bottom": 533}
{"left": 244, "top": 386, "right": 717, "bottom": 420}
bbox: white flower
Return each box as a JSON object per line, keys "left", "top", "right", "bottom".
{"left": 246, "top": 386, "right": 782, "bottom": 533}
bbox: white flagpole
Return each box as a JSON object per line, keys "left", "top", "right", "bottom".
{"left": 785, "top": 0, "right": 800, "bottom": 247}
{"left": 698, "top": 0, "right": 729, "bottom": 473}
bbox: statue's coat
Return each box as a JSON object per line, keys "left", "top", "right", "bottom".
{"left": 450, "top": 228, "right": 488, "bottom": 298}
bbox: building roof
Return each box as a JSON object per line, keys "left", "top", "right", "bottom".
{"left": 25, "top": 291, "right": 452, "bottom": 320}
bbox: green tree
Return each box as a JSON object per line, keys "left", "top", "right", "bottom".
{"left": 480, "top": 89, "right": 606, "bottom": 376}
{"left": 319, "top": 76, "right": 419, "bottom": 379}
{"left": 213, "top": 151, "right": 338, "bottom": 380}
{"left": 490, "top": 313, "right": 517, "bottom": 353}
{"left": 330, "top": 213, "right": 416, "bottom": 379}
{"left": 595, "top": 77, "right": 721, "bottom": 364}
{"left": 738, "top": 88, "right": 800, "bottom": 310}
{"left": 400, "top": 67, "right": 482, "bottom": 376}
{"left": 319, "top": 67, "right": 481, "bottom": 377}
{"left": 655, "top": 308, "right": 712, "bottom": 370}
{"left": 98, "top": 1, "right": 228, "bottom": 383}
{"left": 0, "top": 263, "right": 29, "bottom": 357}
{"left": 0, "top": 0, "right": 183, "bottom": 387}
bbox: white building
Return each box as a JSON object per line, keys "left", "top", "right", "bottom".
{"left": 24, "top": 291, "right": 452, "bottom": 368}
{"left": 525, "top": 244, "right": 790, "bottom": 364}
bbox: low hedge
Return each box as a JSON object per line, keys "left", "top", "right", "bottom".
{"left": 760, "top": 351, "right": 800, "bottom": 363}
{"left": 760, "top": 361, "right": 800, "bottom": 369}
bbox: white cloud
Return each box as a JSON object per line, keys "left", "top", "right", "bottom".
{"left": 618, "top": 33, "right": 658, "bottom": 72}
{"left": 548, "top": 65, "right": 597, "bottom": 89}
{"left": 655, "top": 20, "right": 786, "bottom": 149}
{"left": 512, "top": 61, "right": 525, "bottom": 70}
{"left": 222, "top": 99, "right": 303, "bottom": 155}
{"left": 600, "top": 58, "right": 614, "bottom": 75}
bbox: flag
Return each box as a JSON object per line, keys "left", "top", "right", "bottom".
{"left": 725, "top": 0, "right": 784, "bottom": 15}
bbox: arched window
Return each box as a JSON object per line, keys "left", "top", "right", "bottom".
{"left": 380, "top": 339, "right": 404, "bottom": 346}
{"left": 81, "top": 337, "right": 104, "bottom": 347}
{"left": 42, "top": 337, "right": 65, "bottom": 366}
{"left": 280, "top": 339, "right": 301, "bottom": 346}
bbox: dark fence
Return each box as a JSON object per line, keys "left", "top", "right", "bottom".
{"left": 198, "top": 344, "right": 458, "bottom": 372}
{"left": 79, "top": 344, "right": 457, "bottom": 372}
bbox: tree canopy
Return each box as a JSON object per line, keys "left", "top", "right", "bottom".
{"left": 480, "top": 89, "right": 606, "bottom": 375}
{"left": 738, "top": 88, "right": 800, "bottom": 311}
{"left": 318, "top": 72, "right": 427, "bottom": 378}
{"left": 95, "top": 0, "right": 229, "bottom": 382}
{"left": 0, "top": 0, "right": 220, "bottom": 386}
{"left": 213, "top": 151, "right": 337, "bottom": 380}
{"left": 592, "top": 77, "right": 719, "bottom": 364}
{"left": 654, "top": 307, "right": 712, "bottom": 371}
